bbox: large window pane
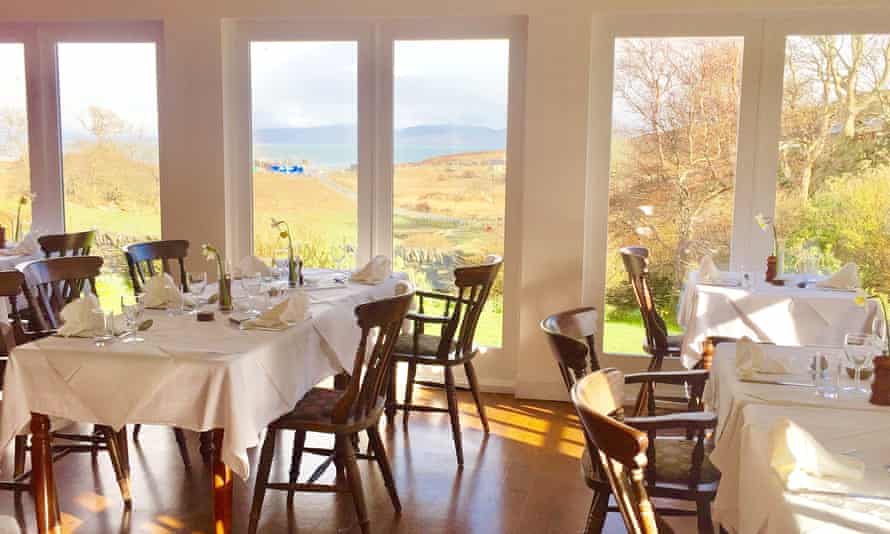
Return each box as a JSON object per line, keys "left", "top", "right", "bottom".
{"left": 58, "top": 42, "right": 161, "bottom": 304}
{"left": 0, "top": 43, "right": 31, "bottom": 240}
{"left": 393, "top": 39, "right": 508, "bottom": 348}
{"left": 250, "top": 41, "right": 358, "bottom": 269}
{"left": 777, "top": 34, "right": 890, "bottom": 293}
{"left": 605, "top": 37, "right": 743, "bottom": 354}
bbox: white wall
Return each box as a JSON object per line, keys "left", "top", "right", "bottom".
{"left": 1, "top": 0, "right": 885, "bottom": 400}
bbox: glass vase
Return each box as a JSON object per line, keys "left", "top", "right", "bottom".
{"left": 218, "top": 273, "right": 233, "bottom": 312}
{"left": 776, "top": 239, "right": 785, "bottom": 276}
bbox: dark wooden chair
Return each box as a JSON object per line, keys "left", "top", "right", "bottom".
{"left": 248, "top": 287, "right": 414, "bottom": 534}
{"left": 541, "top": 314, "right": 718, "bottom": 534}
{"left": 387, "top": 255, "right": 502, "bottom": 466}
{"left": 122, "top": 239, "right": 193, "bottom": 460}
{"left": 572, "top": 369, "right": 675, "bottom": 534}
{"left": 17, "top": 256, "right": 133, "bottom": 506}
{"left": 619, "top": 246, "right": 689, "bottom": 413}
{"left": 123, "top": 240, "right": 190, "bottom": 294}
{"left": 37, "top": 230, "right": 95, "bottom": 258}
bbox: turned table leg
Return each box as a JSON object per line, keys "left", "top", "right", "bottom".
{"left": 31, "top": 413, "right": 61, "bottom": 534}
{"left": 210, "top": 429, "right": 233, "bottom": 534}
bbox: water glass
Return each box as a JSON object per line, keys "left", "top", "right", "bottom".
{"left": 273, "top": 248, "right": 290, "bottom": 279}
{"left": 241, "top": 273, "right": 263, "bottom": 315}
{"left": 813, "top": 352, "right": 839, "bottom": 399}
{"left": 93, "top": 310, "right": 116, "bottom": 347}
{"left": 188, "top": 271, "right": 208, "bottom": 302}
{"left": 121, "top": 294, "right": 145, "bottom": 343}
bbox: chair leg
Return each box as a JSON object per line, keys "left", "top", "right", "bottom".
{"left": 173, "top": 428, "right": 190, "bottom": 466}
{"left": 13, "top": 436, "right": 26, "bottom": 478}
{"left": 367, "top": 426, "right": 400, "bottom": 513}
{"left": 100, "top": 426, "right": 131, "bottom": 506}
{"left": 132, "top": 424, "right": 141, "bottom": 442}
{"left": 444, "top": 367, "right": 464, "bottom": 466}
{"left": 583, "top": 488, "right": 610, "bottom": 534}
{"left": 337, "top": 435, "right": 370, "bottom": 534}
{"left": 464, "top": 361, "right": 489, "bottom": 433}
{"left": 697, "top": 499, "right": 714, "bottom": 534}
{"left": 287, "top": 430, "right": 306, "bottom": 505}
{"left": 402, "top": 361, "right": 417, "bottom": 425}
{"left": 248, "top": 428, "right": 277, "bottom": 534}
{"left": 385, "top": 367, "right": 397, "bottom": 422}
{"left": 116, "top": 427, "right": 130, "bottom": 477}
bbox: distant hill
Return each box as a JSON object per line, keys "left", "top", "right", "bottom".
{"left": 254, "top": 124, "right": 506, "bottom": 149}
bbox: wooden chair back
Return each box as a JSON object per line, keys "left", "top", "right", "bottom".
{"left": 18, "top": 256, "right": 103, "bottom": 331}
{"left": 123, "top": 240, "right": 190, "bottom": 294}
{"left": 334, "top": 284, "right": 415, "bottom": 424}
{"left": 572, "top": 369, "right": 661, "bottom": 534}
{"left": 0, "top": 271, "right": 25, "bottom": 355}
{"left": 38, "top": 230, "right": 95, "bottom": 258}
{"left": 437, "top": 255, "right": 502, "bottom": 359}
{"left": 541, "top": 307, "right": 600, "bottom": 387}
{"left": 619, "top": 247, "right": 670, "bottom": 354}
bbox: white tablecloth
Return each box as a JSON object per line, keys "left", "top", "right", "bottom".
{"left": 678, "top": 273, "right": 882, "bottom": 367}
{"left": 706, "top": 343, "right": 890, "bottom": 533}
{"left": 0, "top": 272, "right": 405, "bottom": 480}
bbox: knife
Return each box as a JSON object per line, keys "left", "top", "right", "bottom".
{"left": 740, "top": 377, "right": 814, "bottom": 388}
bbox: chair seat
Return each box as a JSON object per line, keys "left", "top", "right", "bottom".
{"left": 643, "top": 334, "right": 684, "bottom": 356}
{"left": 581, "top": 438, "right": 719, "bottom": 487}
{"left": 270, "top": 387, "right": 343, "bottom": 428}
{"left": 393, "top": 333, "right": 456, "bottom": 359}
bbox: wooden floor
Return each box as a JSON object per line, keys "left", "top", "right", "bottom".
{"left": 0, "top": 384, "right": 699, "bottom": 534}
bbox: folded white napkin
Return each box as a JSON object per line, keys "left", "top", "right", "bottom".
{"left": 350, "top": 255, "right": 392, "bottom": 284}
{"left": 243, "top": 291, "right": 310, "bottom": 329}
{"left": 698, "top": 255, "right": 721, "bottom": 283}
{"left": 815, "top": 262, "right": 860, "bottom": 290}
{"left": 769, "top": 418, "right": 865, "bottom": 490}
{"left": 234, "top": 255, "right": 273, "bottom": 278}
{"left": 736, "top": 337, "right": 790, "bottom": 376}
{"left": 0, "top": 231, "right": 40, "bottom": 257}
{"left": 394, "top": 280, "right": 414, "bottom": 296}
{"left": 57, "top": 295, "right": 106, "bottom": 337}
{"left": 143, "top": 273, "right": 192, "bottom": 309}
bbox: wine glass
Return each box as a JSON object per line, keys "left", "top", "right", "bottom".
{"left": 241, "top": 273, "right": 263, "bottom": 315}
{"left": 120, "top": 294, "right": 145, "bottom": 343}
{"left": 93, "top": 309, "right": 116, "bottom": 347}
{"left": 844, "top": 333, "right": 873, "bottom": 394}
{"left": 873, "top": 317, "right": 887, "bottom": 350}
{"left": 187, "top": 271, "right": 208, "bottom": 305}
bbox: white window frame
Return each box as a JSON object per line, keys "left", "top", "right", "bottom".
{"left": 225, "top": 17, "right": 525, "bottom": 357}
{"left": 589, "top": 8, "right": 890, "bottom": 360}
{"left": 0, "top": 21, "right": 163, "bottom": 236}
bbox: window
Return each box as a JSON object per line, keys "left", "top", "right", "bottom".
{"left": 250, "top": 41, "right": 358, "bottom": 269}
{"left": 57, "top": 42, "right": 161, "bottom": 302}
{"left": 775, "top": 34, "right": 890, "bottom": 292}
{"left": 604, "top": 37, "right": 744, "bottom": 354}
{"left": 393, "top": 39, "right": 509, "bottom": 347}
{"left": 0, "top": 43, "right": 31, "bottom": 240}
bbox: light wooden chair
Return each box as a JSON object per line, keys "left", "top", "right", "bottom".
{"left": 388, "top": 255, "right": 502, "bottom": 466}
{"left": 248, "top": 286, "right": 414, "bottom": 534}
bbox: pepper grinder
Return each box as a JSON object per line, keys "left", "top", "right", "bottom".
{"left": 869, "top": 355, "right": 890, "bottom": 406}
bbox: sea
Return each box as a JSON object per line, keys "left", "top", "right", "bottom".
{"left": 253, "top": 142, "right": 504, "bottom": 169}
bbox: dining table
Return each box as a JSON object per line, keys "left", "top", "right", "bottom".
{"left": 705, "top": 342, "right": 890, "bottom": 534}
{"left": 0, "top": 268, "right": 406, "bottom": 534}
{"left": 678, "top": 272, "right": 884, "bottom": 367}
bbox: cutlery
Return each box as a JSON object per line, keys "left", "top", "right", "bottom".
{"left": 740, "top": 377, "right": 814, "bottom": 387}
{"left": 791, "top": 490, "right": 890, "bottom": 503}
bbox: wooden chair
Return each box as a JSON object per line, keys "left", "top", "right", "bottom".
{"left": 387, "top": 255, "right": 502, "bottom": 465}
{"left": 122, "top": 240, "right": 193, "bottom": 460}
{"left": 619, "top": 247, "right": 690, "bottom": 413}
{"left": 541, "top": 315, "right": 718, "bottom": 534}
{"left": 37, "top": 230, "right": 95, "bottom": 258}
{"left": 0, "top": 271, "right": 34, "bottom": 492}
{"left": 123, "top": 240, "right": 190, "bottom": 294}
{"left": 572, "top": 370, "right": 674, "bottom": 534}
{"left": 17, "top": 256, "right": 133, "bottom": 506}
{"left": 248, "top": 286, "right": 414, "bottom": 534}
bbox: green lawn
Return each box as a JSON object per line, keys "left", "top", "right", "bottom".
{"left": 602, "top": 305, "right": 683, "bottom": 355}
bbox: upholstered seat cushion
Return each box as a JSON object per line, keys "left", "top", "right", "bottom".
{"left": 581, "top": 438, "right": 719, "bottom": 486}
{"left": 393, "top": 333, "right": 455, "bottom": 358}
{"left": 271, "top": 387, "right": 343, "bottom": 427}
